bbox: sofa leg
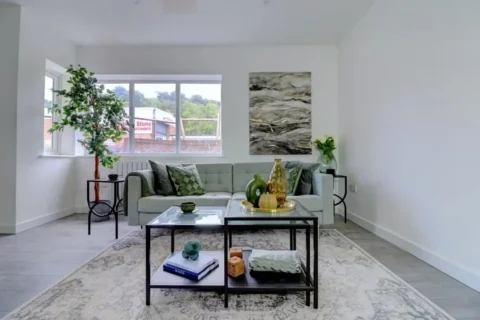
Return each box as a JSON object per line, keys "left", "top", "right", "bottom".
{"left": 141, "top": 225, "right": 143, "bottom": 230}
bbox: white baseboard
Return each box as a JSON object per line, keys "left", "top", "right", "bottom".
{"left": 75, "top": 206, "right": 89, "bottom": 214}
{"left": 339, "top": 208, "right": 480, "bottom": 292}
{"left": 15, "top": 207, "right": 76, "bottom": 233}
{"left": 0, "top": 224, "right": 16, "bottom": 234}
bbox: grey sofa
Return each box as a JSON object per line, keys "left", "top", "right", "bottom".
{"left": 126, "top": 162, "right": 334, "bottom": 226}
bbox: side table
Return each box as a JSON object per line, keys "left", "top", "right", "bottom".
{"left": 332, "top": 174, "right": 347, "bottom": 223}
{"left": 87, "top": 178, "right": 124, "bottom": 239}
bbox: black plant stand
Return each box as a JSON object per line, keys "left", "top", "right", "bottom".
{"left": 87, "top": 179, "right": 124, "bottom": 239}
{"left": 332, "top": 174, "right": 348, "bottom": 223}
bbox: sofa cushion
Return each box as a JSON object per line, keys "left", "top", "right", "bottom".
{"left": 196, "top": 164, "right": 233, "bottom": 193}
{"left": 148, "top": 160, "right": 175, "bottom": 196}
{"left": 138, "top": 192, "right": 232, "bottom": 213}
{"left": 166, "top": 164, "right": 205, "bottom": 196}
{"left": 233, "top": 163, "right": 273, "bottom": 193}
{"left": 289, "top": 195, "right": 323, "bottom": 212}
{"left": 286, "top": 162, "right": 320, "bottom": 195}
{"left": 232, "top": 192, "right": 246, "bottom": 200}
{"left": 285, "top": 164, "right": 303, "bottom": 195}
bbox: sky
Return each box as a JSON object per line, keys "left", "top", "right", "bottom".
{"left": 103, "top": 83, "right": 221, "bottom": 101}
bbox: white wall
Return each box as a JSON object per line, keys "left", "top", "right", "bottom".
{"left": 75, "top": 45, "right": 338, "bottom": 209}
{"left": 0, "top": 4, "right": 21, "bottom": 233}
{"left": 339, "top": 0, "right": 480, "bottom": 290}
{"left": 14, "top": 7, "right": 77, "bottom": 231}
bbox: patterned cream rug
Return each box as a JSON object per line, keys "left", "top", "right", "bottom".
{"left": 3, "top": 229, "right": 453, "bottom": 320}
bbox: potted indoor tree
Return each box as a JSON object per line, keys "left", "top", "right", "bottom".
{"left": 49, "top": 65, "right": 132, "bottom": 211}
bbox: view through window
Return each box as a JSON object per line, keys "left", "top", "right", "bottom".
{"left": 44, "top": 75, "right": 55, "bottom": 151}
{"left": 101, "top": 80, "right": 221, "bottom": 154}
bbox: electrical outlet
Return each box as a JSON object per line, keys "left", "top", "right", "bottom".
{"left": 348, "top": 184, "right": 358, "bottom": 193}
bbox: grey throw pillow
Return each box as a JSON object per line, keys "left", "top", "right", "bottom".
{"left": 286, "top": 162, "right": 320, "bottom": 195}
{"left": 149, "top": 160, "right": 176, "bottom": 196}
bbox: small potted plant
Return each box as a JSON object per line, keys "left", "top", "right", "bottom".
{"left": 313, "top": 136, "right": 337, "bottom": 174}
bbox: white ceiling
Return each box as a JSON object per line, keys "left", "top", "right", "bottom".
{"left": 1, "top": 0, "right": 374, "bottom": 45}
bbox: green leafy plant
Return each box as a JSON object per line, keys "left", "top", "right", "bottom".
{"left": 49, "top": 65, "right": 132, "bottom": 201}
{"left": 313, "top": 136, "right": 336, "bottom": 161}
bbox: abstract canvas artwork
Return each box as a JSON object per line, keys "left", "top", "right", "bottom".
{"left": 249, "top": 72, "right": 312, "bottom": 155}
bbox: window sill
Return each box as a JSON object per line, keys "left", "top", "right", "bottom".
{"left": 75, "top": 154, "right": 225, "bottom": 158}
{"left": 38, "top": 154, "right": 76, "bottom": 159}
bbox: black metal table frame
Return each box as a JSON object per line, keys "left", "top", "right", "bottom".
{"left": 87, "top": 179, "right": 124, "bottom": 239}
{"left": 333, "top": 174, "right": 348, "bottom": 223}
{"left": 224, "top": 217, "right": 318, "bottom": 309}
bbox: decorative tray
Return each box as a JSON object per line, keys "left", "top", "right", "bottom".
{"left": 241, "top": 199, "right": 296, "bottom": 213}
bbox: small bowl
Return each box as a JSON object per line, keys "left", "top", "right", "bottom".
{"left": 178, "top": 202, "right": 196, "bottom": 213}
{"left": 108, "top": 174, "right": 119, "bottom": 181}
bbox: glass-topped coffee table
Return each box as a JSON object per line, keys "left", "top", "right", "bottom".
{"left": 224, "top": 200, "right": 318, "bottom": 308}
{"left": 145, "top": 200, "right": 318, "bottom": 308}
{"left": 145, "top": 206, "right": 225, "bottom": 305}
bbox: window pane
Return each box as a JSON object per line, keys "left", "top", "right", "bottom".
{"left": 134, "top": 83, "right": 176, "bottom": 153}
{"left": 44, "top": 76, "right": 54, "bottom": 150}
{"left": 102, "top": 83, "right": 129, "bottom": 152}
{"left": 180, "top": 83, "right": 221, "bottom": 154}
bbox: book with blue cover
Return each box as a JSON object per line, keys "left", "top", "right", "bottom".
{"left": 163, "top": 260, "right": 219, "bottom": 281}
{"left": 165, "top": 252, "right": 218, "bottom": 274}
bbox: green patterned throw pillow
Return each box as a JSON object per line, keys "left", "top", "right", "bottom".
{"left": 286, "top": 164, "right": 303, "bottom": 195}
{"left": 166, "top": 164, "right": 205, "bottom": 196}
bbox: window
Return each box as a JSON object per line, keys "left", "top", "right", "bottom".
{"left": 98, "top": 78, "right": 222, "bottom": 155}
{"left": 44, "top": 73, "right": 60, "bottom": 153}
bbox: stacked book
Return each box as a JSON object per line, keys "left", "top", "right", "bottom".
{"left": 163, "top": 252, "right": 219, "bottom": 281}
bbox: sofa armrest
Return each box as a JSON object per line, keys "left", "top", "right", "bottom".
{"left": 124, "top": 170, "right": 155, "bottom": 226}
{"left": 312, "top": 173, "right": 334, "bottom": 224}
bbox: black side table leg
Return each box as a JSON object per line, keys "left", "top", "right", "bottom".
{"left": 171, "top": 229, "right": 175, "bottom": 253}
{"left": 114, "top": 212, "right": 118, "bottom": 239}
{"left": 114, "top": 183, "right": 119, "bottom": 239}
{"left": 88, "top": 211, "right": 91, "bottom": 235}
{"left": 87, "top": 181, "right": 91, "bottom": 236}
{"left": 313, "top": 219, "right": 319, "bottom": 309}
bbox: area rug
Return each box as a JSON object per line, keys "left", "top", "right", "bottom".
{"left": 3, "top": 229, "right": 453, "bottom": 320}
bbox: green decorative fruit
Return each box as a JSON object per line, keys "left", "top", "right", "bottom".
{"left": 246, "top": 174, "right": 267, "bottom": 207}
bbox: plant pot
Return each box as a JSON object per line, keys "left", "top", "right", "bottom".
{"left": 317, "top": 151, "right": 338, "bottom": 174}
{"left": 89, "top": 200, "right": 111, "bottom": 222}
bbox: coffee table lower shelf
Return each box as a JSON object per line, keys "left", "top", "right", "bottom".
{"left": 149, "top": 250, "right": 314, "bottom": 294}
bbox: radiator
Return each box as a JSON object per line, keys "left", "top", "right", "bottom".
{"left": 114, "top": 160, "right": 150, "bottom": 177}
{"left": 113, "top": 161, "right": 149, "bottom": 199}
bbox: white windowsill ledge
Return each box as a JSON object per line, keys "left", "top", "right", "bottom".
{"left": 75, "top": 154, "right": 225, "bottom": 158}
{"left": 39, "top": 154, "right": 226, "bottom": 159}
{"left": 39, "top": 154, "right": 76, "bottom": 158}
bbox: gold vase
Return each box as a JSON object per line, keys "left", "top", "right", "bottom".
{"left": 267, "top": 159, "right": 287, "bottom": 207}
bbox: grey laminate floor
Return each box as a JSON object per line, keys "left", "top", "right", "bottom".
{"left": 0, "top": 214, "right": 137, "bottom": 319}
{"left": 0, "top": 214, "right": 478, "bottom": 319}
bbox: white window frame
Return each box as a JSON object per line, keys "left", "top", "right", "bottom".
{"left": 97, "top": 75, "right": 222, "bottom": 156}
{"left": 44, "top": 71, "right": 61, "bottom": 155}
